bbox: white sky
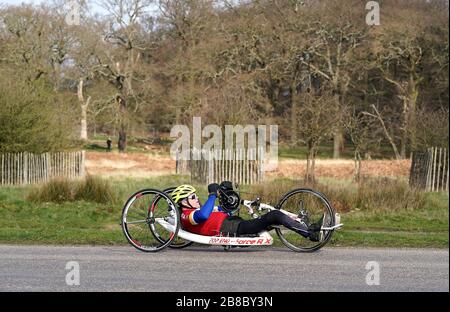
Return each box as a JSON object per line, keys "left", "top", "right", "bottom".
{"left": 0, "top": 0, "right": 107, "bottom": 15}
{"left": 1, "top": 0, "right": 44, "bottom": 5}
{"left": 0, "top": 0, "right": 165, "bottom": 19}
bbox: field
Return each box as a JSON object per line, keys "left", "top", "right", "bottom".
{"left": 0, "top": 168, "right": 448, "bottom": 249}
{"left": 85, "top": 151, "right": 411, "bottom": 180}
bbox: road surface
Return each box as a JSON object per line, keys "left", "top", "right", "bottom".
{"left": 0, "top": 245, "right": 448, "bottom": 292}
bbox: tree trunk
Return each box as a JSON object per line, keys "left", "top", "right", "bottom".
{"left": 333, "top": 130, "right": 344, "bottom": 159}
{"left": 400, "top": 98, "right": 409, "bottom": 159}
{"left": 290, "top": 83, "right": 299, "bottom": 146}
{"left": 400, "top": 138, "right": 407, "bottom": 159}
{"left": 354, "top": 150, "right": 362, "bottom": 183}
{"left": 333, "top": 93, "right": 344, "bottom": 159}
{"left": 117, "top": 95, "right": 128, "bottom": 152}
{"left": 118, "top": 127, "right": 127, "bottom": 152}
{"left": 408, "top": 83, "right": 419, "bottom": 155}
{"left": 305, "top": 145, "right": 317, "bottom": 183}
{"left": 80, "top": 104, "right": 88, "bottom": 141}
{"left": 77, "top": 79, "right": 90, "bottom": 141}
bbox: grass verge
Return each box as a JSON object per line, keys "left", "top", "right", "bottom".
{"left": 0, "top": 176, "right": 448, "bottom": 248}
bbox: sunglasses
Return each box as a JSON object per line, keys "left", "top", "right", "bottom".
{"left": 187, "top": 193, "right": 198, "bottom": 200}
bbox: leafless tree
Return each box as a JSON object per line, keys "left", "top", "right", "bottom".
{"left": 297, "top": 90, "right": 340, "bottom": 182}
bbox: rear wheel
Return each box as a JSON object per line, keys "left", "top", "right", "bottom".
{"left": 275, "top": 188, "right": 335, "bottom": 252}
{"left": 121, "top": 189, "right": 180, "bottom": 252}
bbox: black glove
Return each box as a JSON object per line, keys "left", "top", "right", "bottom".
{"left": 220, "top": 181, "right": 233, "bottom": 191}
{"left": 208, "top": 183, "right": 220, "bottom": 196}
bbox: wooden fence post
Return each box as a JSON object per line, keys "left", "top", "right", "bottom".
{"left": 0, "top": 151, "right": 87, "bottom": 186}
{"left": 1, "top": 153, "right": 3, "bottom": 186}
{"left": 445, "top": 147, "right": 450, "bottom": 192}
{"left": 81, "top": 150, "right": 85, "bottom": 177}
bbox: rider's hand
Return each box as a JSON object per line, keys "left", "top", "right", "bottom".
{"left": 208, "top": 183, "right": 220, "bottom": 196}
{"left": 220, "top": 181, "right": 233, "bottom": 191}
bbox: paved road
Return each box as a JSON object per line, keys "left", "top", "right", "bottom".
{"left": 0, "top": 245, "right": 448, "bottom": 292}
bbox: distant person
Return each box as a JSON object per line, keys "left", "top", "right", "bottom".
{"left": 106, "top": 138, "right": 112, "bottom": 151}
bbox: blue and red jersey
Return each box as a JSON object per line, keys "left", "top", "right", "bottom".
{"left": 180, "top": 194, "right": 228, "bottom": 236}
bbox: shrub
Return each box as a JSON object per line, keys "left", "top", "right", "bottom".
{"left": 27, "top": 178, "right": 74, "bottom": 203}
{"left": 75, "top": 175, "right": 118, "bottom": 204}
{"left": 27, "top": 175, "right": 117, "bottom": 204}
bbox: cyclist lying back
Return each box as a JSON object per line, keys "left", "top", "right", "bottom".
{"left": 171, "top": 182, "right": 324, "bottom": 242}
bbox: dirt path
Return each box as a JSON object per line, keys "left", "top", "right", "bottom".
{"left": 86, "top": 151, "right": 411, "bottom": 179}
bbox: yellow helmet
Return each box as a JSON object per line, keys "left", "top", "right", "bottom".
{"left": 171, "top": 184, "right": 196, "bottom": 204}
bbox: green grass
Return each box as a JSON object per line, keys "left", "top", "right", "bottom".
{"left": 84, "top": 134, "right": 172, "bottom": 155}
{"left": 0, "top": 176, "right": 448, "bottom": 248}
{"left": 88, "top": 132, "right": 397, "bottom": 160}
{"left": 278, "top": 143, "right": 396, "bottom": 160}
{"left": 84, "top": 142, "right": 151, "bottom": 153}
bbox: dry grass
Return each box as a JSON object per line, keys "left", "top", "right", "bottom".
{"left": 27, "top": 175, "right": 117, "bottom": 204}
{"left": 85, "top": 151, "right": 174, "bottom": 177}
{"left": 84, "top": 151, "right": 411, "bottom": 179}
{"left": 267, "top": 159, "right": 411, "bottom": 179}
{"left": 247, "top": 177, "right": 426, "bottom": 213}
{"left": 27, "top": 178, "right": 73, "bottom": 203}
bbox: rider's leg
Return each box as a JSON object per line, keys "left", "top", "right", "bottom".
{"left": 236, "top": 210, "right": 311, "bottom": 238}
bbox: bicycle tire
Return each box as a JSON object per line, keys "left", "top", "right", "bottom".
{"left": 275, "top": 188, "right": 336, "bottom": 252}
{"left": 121, "top": 188, "right": 180, "bottom": 252}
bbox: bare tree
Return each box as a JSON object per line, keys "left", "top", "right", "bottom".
{"left": 297, "top": 90, "right": 340, "bottom": 182}
{"left": 345, "top": 107, "right": 381, "bottom": 181}
{"left": 94, "top": 0, "right": 155, "bottom": 151}
{"left": 372, "top": 0, "right": 449, "bottom": 158}
{"left": 300, "top": 0, "right": 367, "bottom": 159}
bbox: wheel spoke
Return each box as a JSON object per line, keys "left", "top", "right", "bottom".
{"left": 275, "top": 189, "right": 335, "bottom": 252}
{"left": 121, "top": 189, "right": 180, "bottom": 252}
{"left": 126, "top": 219, "right": 148, "bottom": 225}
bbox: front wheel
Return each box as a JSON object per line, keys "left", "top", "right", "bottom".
{"left": 275, "top": 188, "right": 336, "bottom": 252}
{"left": 121, "top": 189, "right": 180, "bottom": 252}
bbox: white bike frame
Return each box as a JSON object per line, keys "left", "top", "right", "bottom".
{"left": 156, "top": 200, "right": 343, "bottom": 247}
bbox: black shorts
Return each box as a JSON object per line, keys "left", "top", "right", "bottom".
{"left": 220, "top": 216, "right": 244, "bottom": 236}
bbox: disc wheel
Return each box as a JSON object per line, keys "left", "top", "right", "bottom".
{"left": 121, "top": 189, "right": 180, "bottom": 252}
{"left": 275, "top": 188, "right": 336, "bottom": 252}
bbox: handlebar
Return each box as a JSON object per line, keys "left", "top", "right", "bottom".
{"left": 217, "top": 184, "right": 274, "bottom": 217}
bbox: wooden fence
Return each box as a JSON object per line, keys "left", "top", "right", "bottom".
{"left": 0, "top": 151, "right": 86, "bottom": 186}
{"left": 176, "top": 148, "right": 265, "bottom": 185}
{"left": 409, "top": 147, "right": 449, "bottom": 192}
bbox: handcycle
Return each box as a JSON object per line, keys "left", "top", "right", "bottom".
{"left": 121, "top": 183, "right": 343, "bottom": 253}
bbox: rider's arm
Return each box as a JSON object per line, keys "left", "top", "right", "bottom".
{"left": 189, "top": 194, "right": 217, "bottom": 224}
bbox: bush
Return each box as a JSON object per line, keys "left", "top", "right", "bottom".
{"left": 27, "top": 175, "right": 117, "bottom": 204}
{"left": 75, "top": 175, "right": 117, "bottom": 204}
{"left": 27, "top": 178, "right": 74, "bottom": 203}
{"left": 0, "top": 78, "right": 75, "bottom": 153}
